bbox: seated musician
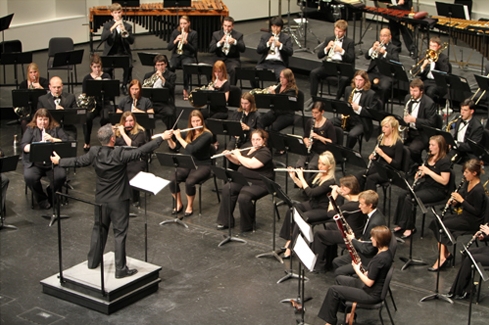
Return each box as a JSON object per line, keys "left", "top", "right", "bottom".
{"left": 418, "top": 37, "right": 450, "bottom": 101}
{"left": 216, "top": 129, "right": 274, "bottom": 233}
{"left": 312, "top": 175, "right": 365, "bottom": 272}
{"left": 447, "top": 99, "right": 484, "bottom": 163}
{"left": 37, "top": 76, "right": 78, "bottom": 140}
{"left": 142, "top": 54, "right": 177, "bottom": 130}
{"left": 114, "top": 112, "right": 148, "bottom": 208}
{"left": 388, "top": 0, "right": 414, "bottom": 56}
{"left": 308, "top": 19, "right": 355, "bottom": 105}
{"left": 209, "top": 16, "right": 245, "bottom": 85}
{"left": 166, "top": 110, "right": 212, "bottom": 217}
{"left": 332, "top": 190, "right": 387, "bottom": 277}
{"left": 446, "top": 224, "right": 489, "bottom": 300}
{"left": 21, "top": 108, "right": 68, "bottom": 210}
{"left": 203, "top": 60, "right": 230, "bottom": 120}
{"left": 167, "top": 15, "right": 198, "bottom": 101}
{"left": 116, "top": 79, "right": 154, "bottom": 114}
{"left": 318, "top": 226, "right": 393, "bottom": 325}
{"left": 81, "top": 54, "right": 112, "bottom": 151}
{"left": 255, "top": 16, "right": 293, "bottom": 82}
{"left": 393, "top": 135, "right": 451, "bottom": 239}
{"left": 226, "top": 92, "right": 259, "bottom": 151}
{"left": 279, "top": 151, "right": 336, "bottom": 259}
{"left": 428, "top": 159, "right": 486, "bottom": 271}
{"left": 403, "top": 78, "right": 437, "bottom": 165}
{"left": 19, "top": 62, "right": 49, "bottom": 133}
{"left": 296, "top": 101, "right": 336, "bottom": 181}
{"left": 365, "top": 28, "right": 400, "bottom": 107}
{"left": 256, "top": 68, "right": 298, "bottom": 132}
{"left": 333, "top": 70, "right": 376, "bottom": 149}
{"left": 357, "top": 116, "right": 403, "bottom": 191}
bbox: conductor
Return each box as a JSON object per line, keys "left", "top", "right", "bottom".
{"left": 51, "top": 125, "right": 171, "bottom": 279}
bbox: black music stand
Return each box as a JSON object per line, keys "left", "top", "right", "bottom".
{"left": 50, "top": 109, "right": 87, "bottom": 140}
{"left": 236, "top": 68, "right": 276, "bottom": 89}
{"left": 137, "top": 52, "right": 158, "bottom": 66}
{"left": 30, "top": 141, "right": 76, "bottom": 226}
{"left": 424, "top": 126, "right": 457, "bottom": 149}
{"left": 474, "top": 74, "right": 489, "bottom": 118}
{"left": 319, "top": 61, "right": 354, "bottom": 98}
{"left": 432, "top": 70, "right": 471, "bottom": 122}
{"left": 420, "top": 207, "right": 456, "bottom": 304}
{"left": 109, "top": 112, "right": 155, "bottom": 131}
{"left": 254, "top": 93, "right": 296, "bottom": 111}
{"left": 85, "top": 79, "right": 120, "bottom": 112}
{"left": 467, "top": 139, "right": 489, "bottom": 165}
{"left": 211, "top": 166, "right": 248, "bottom": 247}
{"left": 101, "top": 55, "right": 130, "bottom": 84}
{"left": 0, "top": 14, "right": 14, "bottom": 51}
{"left": 314, "top": 97, "right": 354, "bottom": 119}
{"left": 51, "top": 49, "right": 84, "bottom": 93}
{"left": 436, "top": 2, "right": 469, "bottom": 59}
{"left": 191, "top": 90, "right": 226, "bottom": 117}
{"left": 156, "top": 152, "right": 197, "bottom": 228}
{"left": 378, "top": 59, "right": 410, "bottom": 113}
{"left": 0, "top": 155, "right": 19, "bottom": 230}
{"left": 141, "top": 88, "right": 170, "bottom": 104}
{"left": 183, "top": 63, "right": 213, "bottom": 87}
{"left": 256, "top": 175, "right": 285, "bottom": 264}
{"left": 206, "top": 118, "right": 244, "bottom": 165}
{"left": 11, "top": 89, "right": 46, "bottom": 119}
{"left": 325, "top": 142, "right": 367, "bottom": 176}
{"left": 1, "top": 51, "right": 32, "bottom": 87}
{"left": 163, "top": 0, "right": 191, "bottom": 7}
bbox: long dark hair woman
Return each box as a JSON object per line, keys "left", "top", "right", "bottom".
{"left": 227, "top": 92, "right": 259, "bottom": 150}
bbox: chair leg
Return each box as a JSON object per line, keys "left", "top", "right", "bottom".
{"left": 213, "top": 175, "right": 220, "bottom": 203}
{"left": 198, "top": 184, "right": 202, "bottom": 216}
{"left": 388, "top": 287, "right": 397, "bottom": 311}
{"left": 421, "top": 213, "right": 426, "bottom": 238}
{"left": 384, "top": 303, "right": 395, "bottom": 325}
{"left": 379, "top": 306, "right": 385, "bottom": 325}
{"left": 452, "top": 243, "right": 457, "bottom": 267}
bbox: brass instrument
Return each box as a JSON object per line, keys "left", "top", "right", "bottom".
{"left": 142, "top": 72, "right": 160, "bottom": 88}
{"left": 249, "top": 83, "right": 280, "bottom": 96}
{"left": 445, "top": 115, "right": 461, "bottom": 132}
{"left": 76, "top": 93, "right": 97, "bottom": 112}
{"left": 399, "top": 97, "right": 412, "bottom": 142}
{"left": 441, "top": 178, "right": 465, "bottom": 217}
{"left": 117, "top": 20, "right": 129, "bottom": 38}
{"left": 177, "top": 30, "right": 187, "bottom": 55}
{"left": 364, "top": 133, "right": 384, "bottom": 176}
{"left": 460, "top": 223, "right": 489, "bottom": 255}
{"left": 269, "top": 33, "right": 279, "bottom": 55}
{"left": 341, "top": 89, "right": 355, "bottom": 130}
{"left": 188, "top": 81, "right": 214, "bottom": 107}
{"left": 329, "top": 193, "right": 366, "bottom": 274}
{"left": 471, "top": 73, "right": 489, "bottom": 105}
{"left": 326, "top": 37, "right": 339, "bottom": 62}
{"left": 222, "top": 32, "right": 231, "bottom": 55}
{"left": 151, "top": 126, "right": 203, "bottom": 139}
{"left": 409, "top": 42, "right": 448, "bottom": 77}
{"left": 484, "top": 179, "right": 489, "bottom": 196}
{"left": 307, "top": 119, "right": 314, "bottom": 154}
{"left": 370, "top": 40, "right": 385, "bottom": 59}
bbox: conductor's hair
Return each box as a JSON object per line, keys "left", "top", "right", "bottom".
{"left": 359, "top": 190, "right": 379, "bottom": 209}
{"left": 98, "top": 124, "right": 114, "bottom": 145}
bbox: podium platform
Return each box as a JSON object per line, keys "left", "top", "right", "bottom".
{"left": 40, "top": 252, "right": 161, "bottom": 314}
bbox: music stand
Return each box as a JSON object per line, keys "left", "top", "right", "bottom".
{"left": 1, "top": 51, "right": 32, "bottom": 87}
{"left": 254, "top": 93, "right": 296, "bottom": 111}
{"left": 114, "top": 0, "right": 140, "bottom": 6}
{"left": 420, "top": 207, "right": 456, "bottom": 304}
{"left": 0, "top": 14, "right": 14, "bottom": 54}
{"left": 436, "top": 2, "right": 469, "bottom": 19}
{"left": 50, "top": 109, "right": 87, "bottom": 129}
{"left": 0, "top": 155, "right": 19, "bottom": 230}
{"left": 326, "top": 142, "right": 367, "bottom": 175}
{"left": 156, "top": 152, "right": 197, "bottom": 228}
{"left": 85, "top": 79, "right": 120, "bottom": 111}
{"left": 377, "top": 59, "right": 410, "bottom": 113}
{"left": 137, "top": 52, "right": 158, "bottom": 66}
{"left": 467, "top": 139, "right": 489, "bottom": 165}
{"left": 314, "top": 97, "right": 354, "bottom": 118}
{"left": 206, "top": 118, "right": 244, "bottom": 165}
{"left": 101, "top": 55, "right": 130, "bottom": 84}
{"left": 256, "top": 175, "right": 285, "bottom": 264}
{"left": 210, "top": 166, "right": 248, "bottom": 247}
{"left": 163, "top": 0, "right": 192, "bottom": 7}
{"left": 11, "top": 89, "right": 46, "bottom": 119}
{"left": 423, "top": 126, "right": 457, "bottom": 149}
{"left": 320, "top": 61, "right": 354, "bottom": 97}
{"left": 474, "top": 74, "right": 489, "bottom": 117}
{"left": 51, "top": 49, "right": 84, "bottom": 93}
{"left": 141, "top": 88, "right": 170, "bottom": 104}
{"left": 432, "top": 70, "right": 471, "bottom": 123}
{"left": 30, "top": 141, "right": 76, "bottom": 226}
{"left": 191, "top": 90, "right": 226, "bottom": 117}
{"left": 183, "top": 63, "right": 213, "bottom": 87}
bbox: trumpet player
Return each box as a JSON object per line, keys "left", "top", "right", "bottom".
{"left": 428, "top": 159, "right": 486, "bottom": 272}
{"left": 418, "top": 37, "right": 450, "bottom": 100}
{"left": 101, "top": 3, "right": 134, "bottom": 95}
{"left": 308, "top": 20, "right": 355, "bottom": 106}
{"left": 168, "top": 15, "right": 198, "bottom": 101}
{"left": 116, "top": 79, "right": 154, "bottom": 114}
{"left": 142, "top": 55, "right": 176, "bottom": 130}
{"left": 447, "top": 98, "right": 484, "bottom": 163}
{"left": 255, "top": 17, "right": 293, "bottom": 82}
{"left": 365, "top": 28, "right": 400, "bottom": 107}
{"left": 20, "top": 62, "right": 48, "bottom": 90}
{"left": 209, "top": 16, "right": 245, "bottom": 85}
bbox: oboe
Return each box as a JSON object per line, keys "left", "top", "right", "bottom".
{"left": 441, "top": 178, "right": 465, "bottom": 217}
{"left": 460, "top": 223, "right": 488, "bottom": 255}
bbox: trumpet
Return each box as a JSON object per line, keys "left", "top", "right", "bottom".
{"left": 460, "top": 223, "right": 489, "bottom": 255}
{"left": 471, "top": 72, "right": 489, "bottom": 105}
{"left": 211, "top": 146, "right": 257, "bottom": 159}
{"left": 409, "top": 42, "right": 448, "bottom": 77}
{"left": 150, "top": 126, "right": 203, "bottom": 139}
{"left": 116, "top": 20, "right": 129, "bottom": 38}
{"left": 222, "top": 32, "right": 231, "bottom": 55}
{"left": 177, "top": 30, "right": 187, "bottom": 55}
{"left": 441, "top": 177, "right": 465, "bottom": 217}
{"left": 326, "top": 37, "right": 339, "bottom": 61}
{"left": 269, "top": 33, "right": 279, "bottom": 55}
{"left": 274, "top": 168, "right": 325, "bottom": 173}
{"left": 370, "top": 40, "right": 385, "bottom": 59}
{"left": 249, "top": 83, "right": 280, "bottom": 96}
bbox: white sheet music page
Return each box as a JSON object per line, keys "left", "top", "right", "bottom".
{"left": 293, "top": 207, "right": 314, "bottom": 243}
{"left": 293, "top": 235, "right": 318, "bottom": 272}
{"left": 129, "top": 171, "right": 170, "bottom": 195}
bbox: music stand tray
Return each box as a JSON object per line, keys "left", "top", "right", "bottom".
{"left": 137, "top": 52, "right": 159, "bottom": 66}
{"left": 163, "top": 0, "right": 192, "bottom": 8}
{"left": 1, "top": 51, "right": 33, "bottom": 66}
{"left": 313, "top": 97, "right": 354, "bottom": 117}
{"left": 435, "top": 1, "right": 470, "bottom": 19}
{"left": 0, "top": 14, "right": 14, "bottom": 33}
{"left": 206, "top": 118, "right": 244, "bottom": 138}
{"left": 50, "top": 109, "right": 87, "bottom": 127}
{"left": 254, "top": 93, "right": 295, "bottom": 111}
{"left": 51, "top": 50, "right": 84, "bottom": 69}
{"left": 141, "top": 88, "right": 170, "bottom": 104}
{"left": 423, "top": 126, "right": 457, "bottom": 149}
{"left": 191, "top": 90, "right": 226, "bottom": 108}
{"left": 85, "top": 79, "right": 120, "bottom": 98}
{"left": 11, "top": 89, "right": 46, "bottom": 114}
{"left": 321, "top": 60, "right": 355, "bottom": 79}
{"left": 101, "top": 55, "right": 130, "bottom": 70}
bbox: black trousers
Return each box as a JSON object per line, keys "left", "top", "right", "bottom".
{"left": 256, "top": 60, "right": 286, "bottom": 81}
{"left": 87, "top": 199, "right": 130, "bottom": 270}
{"left": 429, "top": 213, "right": 480, "bottom": 246}
{"left": 257, "top": 111, "right": 294, "bottom": 132}
{"left": 170, "top": 55, "right": 197, "bottom": 91}
{"left": 332, "top": 116, "right": 364, "bottom": 149}
{"left": 310, "top": 65, "right": 349, "bottom": 100}
{"left": 449, "top": 246, "right": 489, "bottom": 296}
{"left": 279, "top": 201, "right": 330, "bottom": 241}
{"left": 24, "top": 164, "right": 66, "bottom": 205}
{"left": 312, "top": 228, "right": 344, "bottom": 270}
{"left": 216, "top": 182, "right": 268, "bottom": 232}
{"left": 168, "top": 165, "right": 211, "bottom": 197}
{"left": 389, "top": 20, "right": 413, "bottom": 52}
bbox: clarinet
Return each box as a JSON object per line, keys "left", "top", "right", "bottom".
{"left": 307, "top": 119, "right": 314, "bottom": 154}
{"left": 412, "top": 152, "right": 431, "bottom": 189}
{"left": 441, "top": 178, "right": 465, "bottom": 218}
{"left": 328, "top": 193, "right": 366, "bottom": 274}
{"left": 460, "top": 223, "right": 489, "bottom": 255}
{"left": 364, "top": 133, "right": 384, "bottom": 177}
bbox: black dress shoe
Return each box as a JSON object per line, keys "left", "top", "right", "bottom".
{"left": 115, "top": 268, "right": 138, "bottom": 279}
{"left": 39, "top": 200, "right": 51, "bottom": 210}
{"left": 401, "top": 228, "right": 416, "bottom": 239}
{"left": 454, "top": 292, "right": 468, "bottom": 300}
{"left": 171, "top": 207, "right": 183, "bottom": 215}
{"left": 428, "top": 259, "right": 448, "bottom": 272}
{"left": 216, "top": 224, "right": 229, "bottom": 230}
{"left": 184, "top": 211, "right": 193, "bottom": 217}
{"left": 446, "top": 292, "right": 454, "bottom": 299}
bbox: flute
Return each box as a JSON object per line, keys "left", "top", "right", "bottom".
{"left": 151, "top": 126, "right": 203, "bottom": 139}
{"left": 210, "top": 146, "right": 255, "bottom": 159}
{"left": 273, "top": 168, "right": 325, "bottom": 173}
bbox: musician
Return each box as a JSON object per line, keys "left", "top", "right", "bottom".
{"left": 428, "top": 159, "right": 486, "bottom": 271}
{"left": 256, "top": 16, "right": 293, "bottom": 81}
{"left": 318, "top": 226, "right": 393, "bottom": 325}
{"left": 418, "top": 37, "right": 450, "bottom": 100}
{"left": 226, "top": 92, "right": 259, "bottom": 151}
{"left": 309, "top": 19, "right": 355, "bottom": 104}
{"left": 279, "top": 152, "right": 336, "bottom": 259}
{"left": 403, "top": 78, "right": 437, "bottom": 165}
{"left": 312, "top": 175, "right": 365, "bottom": 272}
{"left": 446, "top": 224, "right": 489, "bottom": 300}
{"left": 101, "top": 2, "right": 134, "bottom": 95}
{"left": 388, "top": 0, "right": 414, "bottom": 56}
{"left": 167, "top": 110, "right": 212, "bottom": 217}
{"left": 216, "top": 129, "right": 274, "bottom": 233}
{"left": 365, "top": 28, "right": 400, "bottom": 106}
{"left": 205, "top": 60, "right": 230, "bottom": 119}
{"left": 333, "top": 70, "right": 376, "bottom": 149}
{"left": 116, "top": 79, "right": 154, "bottom": 114}
{"left": 81, "top": 54, "right": 112, "bottom": 151}
{"left": 393, "top": 135, "right": 451, "bottom": 239}
{"left": 37, "top": 76, "right": 78, "bottom": 140}
{"left": 448, "top": 98, "right": 484, "bottom": 163}
{"left": 256, "top": 68, "right": 298, "bottom": 132}
{"left": 332, "top": 190, "right": 387, "bottom": 277}
{"left": 296, "top": 101, "right": 336, "bottom": 180}
{"left": 19, "top": 62, "right": 49, "bottom": 90}
{"left": 51, "top": 124, "right": 169, "bottom": 279}
{"left": 114, "top": 112, "right": 148, "bottom": 208}
{"left": 142, "top": 54, "right": 177, "bottom": 130}
{"left": 359, "top": 116, "right": 403, "bottom": 191}
{"left": 168, "top": 15, "right": 198, "bottom": 101}
{"left": 209, "top": 16, "right": 245, "bottom": 85}
{"left": 21, "top": 109, "right": 68, "bottom": 210}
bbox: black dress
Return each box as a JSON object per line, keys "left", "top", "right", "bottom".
{"left": 257, "top": 87, "right": 297, "bottom": 132}
{"left": 226, "top": 110, "right": 259, "bottom": 150}
{"left": 361, "top": 139, "right": 403, "bottom": 191}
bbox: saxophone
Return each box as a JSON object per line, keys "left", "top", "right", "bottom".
{"left": 142, "top": 72, "right": 160, "bottom": 88}
{"left": 445, "top": 115, "right": 461, "bottom": 132}
{"left": 342, "top": 89, "right": 355, "bottom": 130}
{"left": 399, "top": 97, "right": 412, "bottom": 142}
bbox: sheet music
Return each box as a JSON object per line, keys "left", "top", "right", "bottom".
{"left": 129, "top": 171, "right": 170, "bottom": 195}
{"left": 293, "top": 207, "right": 314, "bottom": 243}
{"left": 293, "top": 235, "right": 318, "bottom": 272}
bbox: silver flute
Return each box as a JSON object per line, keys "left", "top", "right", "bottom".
{"left": 274, "top": 168, "right": 325, "bottom": 173}
{"left": 210, "top": 146, "right": 256, "bottom": 159}
{"left": 150, "top": 126, "right": 203, "bottom": 139}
